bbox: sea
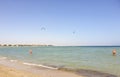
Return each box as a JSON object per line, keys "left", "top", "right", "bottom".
{"left": 0, "top": 46, "right": 120, "bottom": 77}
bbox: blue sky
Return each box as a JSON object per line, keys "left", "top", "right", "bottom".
{"left": 0, "top": 0, "right": 120, "bottom": 46}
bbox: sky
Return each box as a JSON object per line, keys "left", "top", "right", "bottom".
{"left": 0, "top": 0, "right": 120, "bottom": 46}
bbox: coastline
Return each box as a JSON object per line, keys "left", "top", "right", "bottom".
{"left": 0, "top": 47, "right": 119, "bottom": 77}
{"left": 0, "top": 64, "right": 41, "bottom": 77}
{"left": 0, "top": 58, "right": 83, "bottom": 77}
{"left": 0, "top": 57, "right": 117, "bottom": 77}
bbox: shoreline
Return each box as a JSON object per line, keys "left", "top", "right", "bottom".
{"left": 0, "top": 58, "right": 83, "bottom": 77}
{"left": 0, "top": 64, "right": 41, "bottom": 77}
{"left": 0, "top": 57, "right": 117, "bottom": 77}
{"left": 0, "top": 45, "right": 119, "bottom": 77}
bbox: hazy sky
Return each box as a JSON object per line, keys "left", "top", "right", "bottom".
{"left": 0, "top": 0, "right": 120, "bottom": 46}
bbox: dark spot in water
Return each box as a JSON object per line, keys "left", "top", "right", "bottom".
{"left": 76, "top": 69, "right": 117, "bottom": 77}
{"left": 43, "top": 64, "right": 64, "bottom": 68}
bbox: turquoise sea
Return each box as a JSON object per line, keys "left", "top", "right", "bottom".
{"left": 0, "top": 46, "right": 120, "bottom": 76}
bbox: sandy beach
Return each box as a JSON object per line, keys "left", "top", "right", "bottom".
{"left": 0, "top": 64, "right": 82, "bottom": 77}
{"left": 0, "top": 64, "right": 41, "bottom": 77}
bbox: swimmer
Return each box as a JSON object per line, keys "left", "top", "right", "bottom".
{"left": 112, "top": 49, "right": 116, "bottom": 56}
{"left": 29, "top": 49, "right": 32, "bottom": 54}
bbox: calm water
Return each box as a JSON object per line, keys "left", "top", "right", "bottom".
{"left": 0, "top": 46, "right": 120, "bottom": 76}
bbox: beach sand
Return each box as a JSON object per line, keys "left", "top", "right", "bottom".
{"left": 0, "top": 59, "right": 117, "bottom": 77}
{"left": 0, "top": 64, "right": 82, "bottom": 77}
{"left": 0, "top": 64, "right": 41, "bottom": 77}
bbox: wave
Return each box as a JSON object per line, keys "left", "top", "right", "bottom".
{"left": 23, "top": 62, "right": 117, "bottom": 77}
{"left": 10, "top": 60, "right": 18, "bottom": 62}
{"left": 0, "top": 57, "right": 7, "bottom": 60}
{"left": 0, "top": 56, "right": 118, "bottom": 77}
{"left": 23, "top": 62, "right": 58, "bottom": 70}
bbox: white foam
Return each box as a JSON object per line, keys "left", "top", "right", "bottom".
{"left": 0, "top": 57, "right": 7, "bottom": 60}
{"left": 23, "top": 62, "right": 58, "bottom": 70}
{"left": 23, "top": 63, "right": 37, "bottom": 66}
{"left": 37, "top": 64, "right": 58, "bottom": 70}
{"left": 10, "top": 60, "right": 17, "bottom": 62}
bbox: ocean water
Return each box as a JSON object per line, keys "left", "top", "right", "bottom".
{"left": 0, "top": 46, "right": 120, "bottom": 76}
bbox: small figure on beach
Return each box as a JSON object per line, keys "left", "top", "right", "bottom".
{"left": 112, "top": 49, "right": 116, "bottom": 56}
{"left": 29, "top": 49, "right": 32, "bottom": 55}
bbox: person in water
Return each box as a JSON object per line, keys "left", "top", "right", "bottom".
{"left": 112, "top": 49, "right": 116, "bottom": 56}
{"left": 29, "top": 49, "right": 32, "bottom": 54}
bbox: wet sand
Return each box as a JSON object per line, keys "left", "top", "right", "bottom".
{"left": 75, "top": 69, "right": 117, "bottom": 77}
{"left": 0, "top": 64, "right": 41, "bottom": 77}
{"left": 0, "top": 59, "right": 117, "bottom": 77}
{"left": 0, "top": 60, "right": 83, "bottom": 77}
